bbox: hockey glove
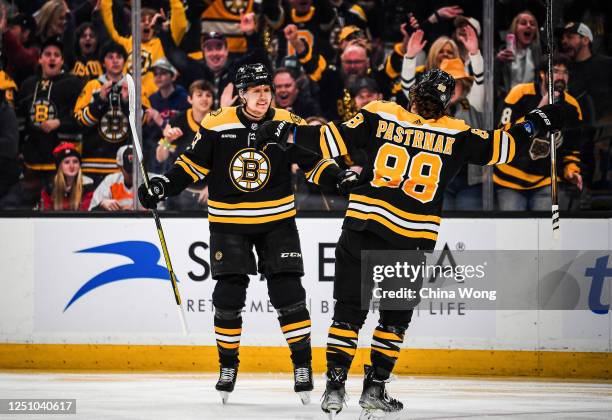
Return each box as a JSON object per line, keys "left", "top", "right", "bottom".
{"left": 523, "top": 103, "right": 565, "bottom": 137}
{"left": 254, "top": 120, "right": 295, "bottom": 151}
{"left": 336, "top": 169, "right": 360, "bottom": 196}
{"left": 137, "top": 177, "right": 169, "bottom": 209}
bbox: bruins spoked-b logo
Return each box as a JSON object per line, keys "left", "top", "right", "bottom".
{"left": 229, "top": 148, "right": 270, "bottom": 192}
{"left": 29, "top": 99, "right": 57, "bottom": 126}
{"left": 224, "top": 0, "right": 249, "bottom": 15}
{"left": 99, "top": 109, "right": 129, "bottom": 143}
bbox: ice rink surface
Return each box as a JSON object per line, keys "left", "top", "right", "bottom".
{"left": 1, "top": 372, "right": 611, "bottom": 420}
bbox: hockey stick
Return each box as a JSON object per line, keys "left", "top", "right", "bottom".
{"left": 126, "top": 73, "right": 189, "bottom": 335}
{"left": 546, "top": 0, "right": 560, "bottom": 240}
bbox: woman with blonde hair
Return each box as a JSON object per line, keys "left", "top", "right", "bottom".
{"left": 40, "top": 142, "right": 94, "bottom": 211}
{"left": 401, "top": 27, "right": 484, "bottom": 112}
{"left": 495, "top": 10, "right": 542, "bottom": 100}
{"left": 35, "top": 0, "right": 70, "bottom": 43}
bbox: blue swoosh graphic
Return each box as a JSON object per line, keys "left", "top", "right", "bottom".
{"left": 64, "top": 241, "right": 176, "bottom": 311}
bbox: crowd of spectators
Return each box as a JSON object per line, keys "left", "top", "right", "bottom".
{"left": 0, "top": 0, "right": 610, "bottom": 212}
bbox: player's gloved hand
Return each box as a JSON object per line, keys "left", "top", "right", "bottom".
{"left": 254, "top": 120, "right": 295, "bottom": 151}
{"left": 524, "top": 103, "right": 566, "bottom": 137}
{"left": 336, "top": 169, "right": 360, "bottom": 196}
{"left": 137, "top": 177, "right": 169, "bottom": 209}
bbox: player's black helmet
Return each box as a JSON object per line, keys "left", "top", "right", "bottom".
{"left": 415, "top": 69, "right": 455, "bottom": 109}
{"left": 235, "top": 63, "right": 272, "bottom": 91}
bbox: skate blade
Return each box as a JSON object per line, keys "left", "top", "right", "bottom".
{"left": 298, "top": 391, "right": 311, "bottom": 405}
{"left": 327, "top": 409, "right": 339, "bottom": 419}
{"left": 359, "top": 408, "right": 402, "bottom": 420}
{"left": 219, "top": 391, "right": 230, "bottom": 405}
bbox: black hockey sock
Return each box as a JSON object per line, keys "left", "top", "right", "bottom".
{"left": 214, "top": 308, "right": 243, "bottom": 367}
{"left": 277, "top": 302, "right": 312, "bottom": 366}
{"left": 326, "top": 321, "right": 360, "bottom": 371}
{"left": 370, "top": 324, "right": 405, "bottom": 380}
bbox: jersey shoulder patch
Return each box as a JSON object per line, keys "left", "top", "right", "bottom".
{"left": 272, "top": 107, "right": 305, "bottom": 125}
{"left": 504, "top": 83, "right": 536, "bottom": 105}
{"left": 200, "top": 107, "right": 241, "bottom": 131}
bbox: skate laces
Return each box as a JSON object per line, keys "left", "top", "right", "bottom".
{"left": 294, "top": 367, "right": 310, "bottom": 383}
{"left": 219, "top": 367, "right": 236, "bottom": 382}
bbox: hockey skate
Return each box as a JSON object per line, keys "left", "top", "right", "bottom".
{"left": 293, "top": 363, "right": 314, "bottom": 405}
{"left": 321, "top": 366, "right": 348, "bottom": 419}
{"left": 215, "top": 365, "right": 238, "bottom": 404}
{"left": 358, "top": 365, "right": 403, "bottom": 420}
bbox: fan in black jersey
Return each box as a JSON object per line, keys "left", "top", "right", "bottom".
{"left": 138, "top": 63, "right": 354, "bottom": 406}
{"left": 255, "top": 69, "right": 570, "bottom": 418}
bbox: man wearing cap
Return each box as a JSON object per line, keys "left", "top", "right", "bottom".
{"left": 146, "top": 58, "right": 189, "bottom": 130}
{"left": 2, "top": 13, "right": 38, "bottom": 84}
{"left": 16, "top": 37, "right": 84, "bottom": 205}
{"left": 159, "top": 12, "right": 270, "bottom": 109}
{"left": 89, "top": 145, "right": 158, "bottom": 211}
{"left": 74, "top": 42, "right": 150, "bottom": 185}
{"left": 561, "top": 21, "right": 612, "bottom": 122}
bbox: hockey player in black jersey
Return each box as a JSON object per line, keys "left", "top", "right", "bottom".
{"left": 255, "top": 69, "right": 569, "bottom": 419}
{"left": 138, "top": 63, "right": 353, "bottom": 405}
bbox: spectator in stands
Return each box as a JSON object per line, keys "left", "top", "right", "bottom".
{"left": 561, "top": 21, "right": 612, "bottom": 122}
{"left": 16, "top": 37, "right": 84, "bottom": 207}
{"left": 0, "top": 73, "right": 19, "bottom": 203}
{"left": 146, "top": 58, "right": 189, "bottom": 130}
{"left": 495, "top": 10, "right": 541, "bottom": 102}
{"left": 287, "top": 24, "right": 394, "bottom": 121}
{"left": 350, "top": 76, "right": 381, "bottom": 110}
{"left": 69, "top": 22, "right": 102, "bottom": 81}
{"left": 160, "top": 12, "right": 269, "bottom": 109}
{"left": 331, "top": 1, "right": 368, "bottom": 31}
{"left": 273, "top": 67, "right": 322, "bottom": 118}
{"left": 2, "top": 13, "right": 38, "bottom": 85}
{"left": 90, "top": 145, "right": 147, "bottom": 211}
{"left": 437, "top": 57, "right": 485, "bottom": 211}
{"left": 495, "top": 56, "right": 583, "bottom": 211}
{"left": 40, "top": 142, "right": 94, "bottom": 211}
{"left": 98, "top": 0, "right": 187, "bottom": 98}
{"left": 337, "top": 25, "right": 369, "bottom": 52}
{"left": 453, "top": 15, "right": 482, "bottom": 63}
{"left": 401, "top": 28, "right": 484, "bottom": 112}
{"left": 155, "top": 81, "right": 214, "bottom": 210}
{"left": 34, "top": 0, "right": 70, "bottom": 45}
{"left": 199, "top": 0, "right": 253, "bottom": 54}
{"left": 264, "top": 0, "right": 337, "bottom": 65}
{"left": 74, "top": 42, "right": 149, "bottom": 185}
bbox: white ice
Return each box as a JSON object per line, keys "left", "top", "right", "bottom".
{"left": 1, "top": 372, "right": 611, "bottom": 419}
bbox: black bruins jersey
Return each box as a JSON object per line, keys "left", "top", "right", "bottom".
{"left": 294, "top": 101, "right": 534, "bottom": 249}
{"left": 495, "top": 83, "right": 582, "bottom": 190}
{"left": 163, "top": 106, "right": 341, "bottom": 234}
{"left": 71, "top": 57, "right": 103, "bottom": 81}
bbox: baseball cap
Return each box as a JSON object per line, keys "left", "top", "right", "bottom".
{"left": 151, "top": 58, "right": 177, "bottom": 75}
{"left": 116, "top": 145, "right": 134, "bottom": 172}
{"left": 349, "top": 77, "right": 379, "bottom": 96}
{"left": 201, "top": 31, "right": 227, "bottom": 46}
{"left": 454, "top": 16, "right": 481, "bottom": 37}
{"left": 40, "top": 37, "right": 64, "bottom": 55}
{"left": 339, "top": 25, "right": 365, "bottom": 43}
{"left": 8, "top": 13, "right": 37, "bottom": 33}
{"left": 563, "top": 22, "right": 593, "bottom": 42}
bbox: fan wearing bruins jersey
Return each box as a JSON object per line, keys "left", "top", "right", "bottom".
{"left": 264, "top": 0, "right": 337, "bottom": 65}
{"left": 74, "top": 43, "right": 151, "bottom": 183}
{"left": 255, "top": 69, "right": 568, "bottom": 417}
{"left": 200, "top": 0, "right": 254, "bottom": 53}
{"left": 99, "top": 0, "right": 187, "bottom": 98}
{"left": 495, "top": 56, "right": 583, "bottom": 211}
{"left": 16, "top": 39, "right": 84, "bottom": 196}
{"left": 138, "top": 64, "right": 351, "bottom": 405}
